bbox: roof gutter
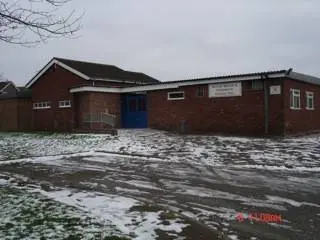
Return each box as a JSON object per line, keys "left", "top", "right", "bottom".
{"left": 70, "top": 83, "right": 180, "bottom": 93}
{"left": 70, "top": 72, "right": 287, "bottom": 93}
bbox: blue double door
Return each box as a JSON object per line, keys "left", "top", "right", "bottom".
{"left": 121, "top": 94, "right": 148, "bottom": 128}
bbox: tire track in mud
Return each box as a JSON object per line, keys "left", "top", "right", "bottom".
{"left": 1, "top": 131, "right": 320, "bottom": 239}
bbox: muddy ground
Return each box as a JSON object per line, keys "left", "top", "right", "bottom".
{"left": 0, "top": 130, "right": 319, "bottom": 240}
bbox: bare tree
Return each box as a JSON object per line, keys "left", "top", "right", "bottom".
{"left": 0, "top": 73, "right": 8, "bottom": 81}
{"left": 0, "top": 0, "right": 82, "bottom": 45}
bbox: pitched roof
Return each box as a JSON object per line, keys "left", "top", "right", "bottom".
{"left": 17, "top": 86, "right": 28, "bottom": 92}
{"left": 0, "top": 81, "right": 10, "bottom": 91}
{"left": 16, "top": 87, "right": 31, "bottom": 98}
{"left": 25, "top": 57, "right": 160, "bottom": 88}
{"left": 56, "top": 57, "right": 159, "bottom": 83}
{"left": 55, "top": 58, "right": 124, "bottom": 79}
{"left": 0, "top": 81, "right": 21, "bottom": 92}
{"left": 0, "top": 81, "right": 31, "bottom": 99}
{"left": 287, "top": 71, "right": 320, "bottom": 86}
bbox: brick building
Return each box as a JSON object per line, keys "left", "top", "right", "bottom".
{"left": 0, "top": 81, "right": 32, "bottom": 131}
{"left": 25, "top": 57, "right": 159, "bottom": 132}
{"left": 2, "top": 57, "right": 320, "bottom": 136}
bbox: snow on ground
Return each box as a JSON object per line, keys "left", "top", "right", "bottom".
{"left": 0, "top": 178, "right": 8, "bottom": 185}
{"left": 0, "top": 174, "right": 188, "bottom": 240}
{"left": 0, "top": 130, "right": 320, "bottom": 171}
{"left": 122, "top": 180, "right": 163, "bottom": 190}
{"left": 265, "top": 195, "right": 320, "bottom": 208}
{"left": 36, "top": 188, "right": 187, "bottom": 240}
{"left": 0, "top": 130, "right": 320, "bottom": 239}
{"left": 228, "top": 235, "right": 239, "bottom": 240}
{"left": 0, "top": 185, "right": 115, "bottom": 239}
{"left": 232, "top": 164, "right": 320, "bottom": 172}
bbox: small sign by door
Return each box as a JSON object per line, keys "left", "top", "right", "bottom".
{"left": 270, "top": 85, "right": 281, "bottom": 95}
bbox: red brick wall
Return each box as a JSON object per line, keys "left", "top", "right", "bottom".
{"left": 0, "top": 99, "right": 32, "bottom": 131}
{"left": 74, "top": 92, "right": 90, "bottom": 129}
{"left": 31, "top": 65, "right": 87, "bottom": 132}
{"left": 148, "top": 79, "right": 285, "bottom": 136}
{"left": 31, "top": 65, "right": 127, "bottom": 132}
{"left": 89, "top": 92, "right": 121, "bottom": 117}
{"left": 0, "top": 99, "right": 18, "bottom": 131}
{"left": 17, "top": 99, "right": 32, "bottom": 131}
{"left": 283, "top": 78, "right": 320, "bottom": 135}
{"left": 267, "top": 78, "right": 285, "bottom": 136}
{"left": 74, "top": 92, "right": 121, "bottom": 130}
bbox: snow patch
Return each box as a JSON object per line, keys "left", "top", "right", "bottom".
{"left": 228, "top": 234, "right": 239, "bottom": 240}
{"left": 124, "top": 180, "right": 162, "bottom": 190}
{"left": 115, "top": 187, "right": 149, "bottom": 194}
{"left": 0, "top": 178, "right": 8, "bottom": 185}
{"left": 233, "top": 164, "right": 320, "bottom": 172}
{"left": 30, "top": 188, "right": 187, "bottom": 239}
{"left": 266, "top": 195, "right": 320, "bottom": 208}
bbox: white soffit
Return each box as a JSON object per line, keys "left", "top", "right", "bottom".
{"left": 70, "top": 72, "right": 286, "bottom": 93}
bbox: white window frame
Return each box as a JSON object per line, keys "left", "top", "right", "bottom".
{"left": 33, "top": 101, "right": 51, "bottom": 109}
{"left": 168, "top": 91, "right": 185, "bottom": 100}
{"left": 59, "top": 100, "right": 72, "bottom": 108}
{"left": 290, "top": 89, "right": 301, "bottom": 110}
{"left": 306, "top": 91, "right": 314, "bottom": 110}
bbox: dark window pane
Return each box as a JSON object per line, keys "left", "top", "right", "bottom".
{"left": 197, "top": 87, "right": 205, "bottom": 97}
{"left": 252, "top": 80, "right": 263, "bottom": 90}
{"left": 169, "top": 92, "right": 184, "bottom": 99}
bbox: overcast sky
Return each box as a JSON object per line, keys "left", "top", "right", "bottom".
{"left": 1, "top": 0, "right": 320, "bottom": 85}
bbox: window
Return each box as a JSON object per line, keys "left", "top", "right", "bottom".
{"left": 290, "top": 89, "right": 300, "bottom": 109}
{"left": 196, "top": 87, "right": 205, "bottom": 97}
{"left": 252, "top": 80, "right": 263, "bottom": 90}
{"left": 33, "top": 101, "right": 51, "bottom": 109}
{"left": 59, "top": 100, "right": 71, "bottom": 108}
{"left": 306, "top": 91, "right": 314, "bottom": 110}
{"left": 168, "top": 91, "right": 185, "bottom": 100}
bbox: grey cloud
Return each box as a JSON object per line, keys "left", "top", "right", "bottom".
{"left": 1, "top": 0, "right": 320, "bottom": 85}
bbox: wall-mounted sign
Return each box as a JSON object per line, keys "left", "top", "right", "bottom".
{"left": 209, "top": 82, "right": 242, "bottom": 98}
{"left": 270, "top": 85, "right": 281, "bottom": 95}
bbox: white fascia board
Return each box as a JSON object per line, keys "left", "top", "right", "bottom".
{"left": 121, "top": 83, "right": 180, "bottom": 92}
{"left": 26, "top": 59, "right": 90, "bottom": 88}
{"left": 69, "top": 72, "right": 286, "bottom": 94}
{"left": 57, "top": 61, "right": 90, "bottom": 80}
{"left": 70, "top": 83, "right": 180, "bottom": 93}
{"left": 177, "top": 73, "right": 286, "bottom": 87}
{"left": 70, "top": 86, "right": 122, "bottom": 93}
